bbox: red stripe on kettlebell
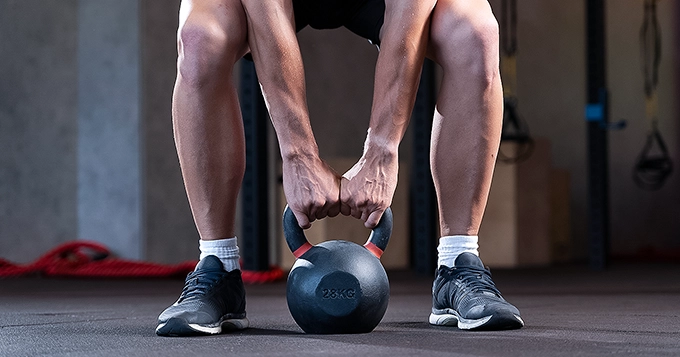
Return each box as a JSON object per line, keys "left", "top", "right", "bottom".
{"left": 293, "top": 242, "right": 313, "bottom": 258}
{"left": 364, "top": 242, "right": 384, "bottom": 259}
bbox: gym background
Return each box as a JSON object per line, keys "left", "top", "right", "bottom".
{"left": 1, "top": 0, "right": 678, "bottom": 268}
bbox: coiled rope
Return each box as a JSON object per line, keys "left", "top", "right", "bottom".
{"left": 0, "top": 241, "right": 283, "bottom": 284}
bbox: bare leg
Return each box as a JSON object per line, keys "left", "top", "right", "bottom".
{"left": 425, "top": 2, "right": 525, "bottom": 331}
{"left": 428, "top": 0, "right": 503, "bottom": 237}
{"left": 157, "top": 2, "right": 251, "bottom": 337}
{"left": 173, "top": 0, "right": 249, "bottom": 240}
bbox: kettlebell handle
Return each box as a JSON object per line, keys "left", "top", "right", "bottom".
{"left": 283, "top": 206, "right": 393, "bottom": 259}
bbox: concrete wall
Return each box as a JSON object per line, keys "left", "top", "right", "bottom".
{"left": 0, "top": 0, "right": 79, "bottom": 263}
{"left": 140, "top": 0, "right": 198, "bottom": 263}
{"left": 0, "top": 0, "right": 194, "bottom": 264}
{"left": 77, "top": 0, "right": 143, "bottom": 259}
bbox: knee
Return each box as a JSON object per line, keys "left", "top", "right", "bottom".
{"left": 177, "top": 23, "right": 243, "bottom": 86}
{"left": 431, "top": 4, "right": 500, "bottom": 84}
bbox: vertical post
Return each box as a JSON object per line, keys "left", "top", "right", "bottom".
{"left": 240, "top": 60, "right": 270, "bottom": 271}
{"left": 675, "top": 0, "right": 680, "bottom": 158}
{"left": 585, "top": 0, "right": 610, "bottom": 270}
{"left": 410, "top": 59, "right": 438, "bottom": 274}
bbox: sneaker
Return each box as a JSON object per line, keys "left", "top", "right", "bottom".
{"left": 429, "top": 253, "right": 524, "bottom": 330}
{"left": 156, "top": 255, "right": 249, "bottom": 336}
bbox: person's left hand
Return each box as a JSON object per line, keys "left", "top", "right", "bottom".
{"left": 340, "top": 150, "right": 398, "bottom": 228}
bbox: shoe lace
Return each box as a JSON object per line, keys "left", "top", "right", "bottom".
{"left": 178, "top": 270, "right": 224, "bottom": 302}
{"left": 448, "top": 266, "right": 503, "bottom": 307}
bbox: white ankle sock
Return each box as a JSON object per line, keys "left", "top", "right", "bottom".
{"left": 437, "top": 235, "right": 479, "bottom": 268}
{"left": 199, "top": 237, "right": 240, "bottom": 272}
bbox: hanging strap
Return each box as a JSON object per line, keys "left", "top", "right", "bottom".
{"left": 498, "top": 0, "right": 533, "bottom": 163}
{"left": 633, "top": 0, "right": 673, "bottom": 190}
{"left": 641, "top": 0, "right": 661, "bottom": 99}
{"left": 499, "top": 97, "right": 535, "bottom": 163}
{"left": 500, "top": 0, "right": 518, "bottom": 97}
{"left": 633, "top": 123, "right": 673, "bottom": 190}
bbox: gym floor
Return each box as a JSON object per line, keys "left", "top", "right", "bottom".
{"left": 1, "top": 262, "right": 679, "bottom": 357}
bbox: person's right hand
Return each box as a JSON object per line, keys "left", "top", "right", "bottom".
{"left": 282, "top": 154, "right": 342, "bottom": 229}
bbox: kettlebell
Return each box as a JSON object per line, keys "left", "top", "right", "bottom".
{"left": 283, "top": 206, "right": 393, "bottom": 334}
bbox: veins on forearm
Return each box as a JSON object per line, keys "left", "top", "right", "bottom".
{"left": 368, "top": 2, "right": 432, "bottom": 148}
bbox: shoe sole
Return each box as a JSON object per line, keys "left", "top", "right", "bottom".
{"left": 429, "top": 309, "right": 524, "bottom": 330}
{"left": 156, "top": 317, "right": 249, "bottom": 337}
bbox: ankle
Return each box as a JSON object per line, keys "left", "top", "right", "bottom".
{"left": 437, "top": 236, "right": 479, "bottom": 268}
{"left": 199, "top": 237, "right": 240, "bottom": 271}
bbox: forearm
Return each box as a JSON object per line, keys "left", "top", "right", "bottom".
{"left": 242, "top": 0, "right": 318, "bottom": 159}
{"left": 365, "top": 1, "right": 435, "bottom": 156}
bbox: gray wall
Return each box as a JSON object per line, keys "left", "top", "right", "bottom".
{"left": 0, "top": 0, "right": 194, "bottom": 264}
{"left": 141, "top": 0, "right": 197, "bottom": 263}
{"left": 0, "top": 0, "right": 79, "bottom": 263}
{"left": 77, "top": 0, "right": 142, "bottom": 259}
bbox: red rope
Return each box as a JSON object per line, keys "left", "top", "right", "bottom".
{"left": 0, "top": 241, "right": 284, "bottom": 284}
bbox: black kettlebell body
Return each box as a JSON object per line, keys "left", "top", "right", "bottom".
{"left": 283, "top": 207, "right": 393, "bottom": 334}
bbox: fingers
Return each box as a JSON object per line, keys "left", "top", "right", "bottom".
{"left": 340, "top": 204, "right": 351, "bottom": 217}
{"left": 350, "top": 207, "right": 362, "bottom": 220}
{"left": 341, "top": 177, "right": 367, "bottom": 220}
{"left": 347, "top": 204, "right": 383, "bottom": 226}
{"left": 292, "top": 209, "right": 311, "bottom": 229}
{"left": 339, "top": 177, "right": 352, "bottom": 217}
{"left": 282, "top": 158, "right": 342, "bottom": 229}
{"left": 314, "top": 199, "right": 340, "bottom": 220}
{"left": 308, "top": 200, "right": 325, "bottom": 221}
{"left": 296, "top": 198, "right": 336, "bottom": 229}
{"left": 291, "top": 183, "right": 341, "bottom": 228}
{"left": 296, "top": 193, "right": 384, "bottom": 228}
{"left": 340, "top": 177, "right": 386, "bottom": 226}
{"left": 365, "top": 210, "right": 384, "bottom": 229}
{"left": 327, "top": 201, "right": 341, "bottom": 217}
{"left": 360, "top": 210, "right": 369, "bottom": 222}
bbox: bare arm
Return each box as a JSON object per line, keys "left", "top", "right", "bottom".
{"left": 368, "top": 1, "right": 436, "bottom": 152}
{"left": 341, "top": 0, "right": 436, "bottom": 227}
{"left": 242, "top": 0, "right": 311, "bottom": 155}
{"left": 242, "top": 0, "right": 341, "bottom": 228}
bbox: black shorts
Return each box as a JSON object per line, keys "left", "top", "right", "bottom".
{"left": 293, "top": 0, "right": 385, "bottom": 46}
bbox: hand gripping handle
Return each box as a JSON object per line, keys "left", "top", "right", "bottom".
{"left": 283, "top": 206, "right": 393, "bottom": 259}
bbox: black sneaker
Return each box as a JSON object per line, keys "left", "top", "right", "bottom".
{"left": 156, "top": 255, "right": 248, "bottom": 336}
{"left": 429, "top": 253, "right": 524, "bottom": 330}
